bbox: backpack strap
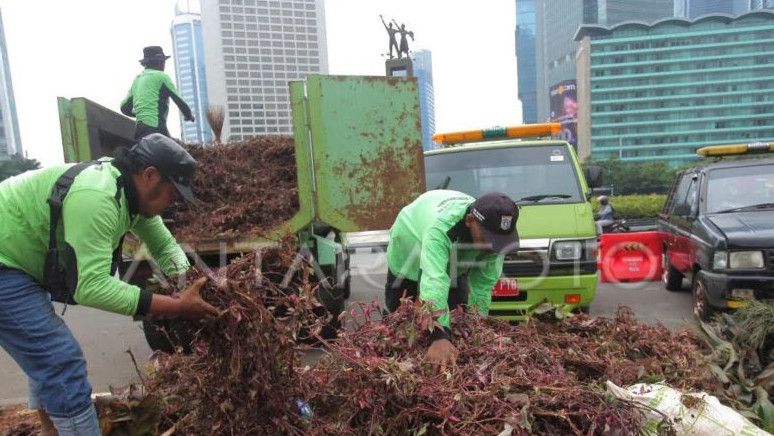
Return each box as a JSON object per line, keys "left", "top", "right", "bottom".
{"left": 44, "top": 161, "right": 98, "bottom": 310}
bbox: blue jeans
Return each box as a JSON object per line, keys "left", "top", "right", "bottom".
{"left": 0, "top": 265, "right": 101, "bottom": 435}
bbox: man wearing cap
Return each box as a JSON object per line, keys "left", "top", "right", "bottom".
{"left": 121, "top": 46, "right": 195, "bottom": 140}
{"left": 0, "top": 134, "right": 217, "bottom": 435}
{"left": 385, "top": 189, "right": 519, "bottom": 368}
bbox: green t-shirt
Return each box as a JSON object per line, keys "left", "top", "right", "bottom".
{"left": 0, "top": 159, "right": 189, "bottom": 315}
{"left": 386, "top": 190, "right": 505, "bottom": 327}
{"left": 120, "top": 68, "right": 192, "bottom": 129}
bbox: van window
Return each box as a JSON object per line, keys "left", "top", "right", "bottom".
{"left": 671, "top": 173, "right": 696, "bottom": 216}
{"left": 424, "top": 145, "right": 583, "bottom": 203}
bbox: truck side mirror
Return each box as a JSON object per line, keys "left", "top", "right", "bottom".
{"left": 584, "top": 165, "right": 603, "bottom": 189}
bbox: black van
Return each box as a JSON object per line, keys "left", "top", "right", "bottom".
{"left": 658, "top": 157, "right": 774, "bottom": 320}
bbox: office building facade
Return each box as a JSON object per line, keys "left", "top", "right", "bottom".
{"left": 674, "top": 0, "right": 757, "bottom": 18}
{"left": 172, "top": 6, "right": 214, "bottom": 144}
{"left": 516, "top": 0, "right": 538, "bottom": 123}
{"left": 0, "top": 10, "right": 21, "bottom": 158}
{"left": 411, "top": 50, "right": 436, "bottom": 151}
{"left": 535, "top": 0, "right": 673, "bottom": 121}
{"left": 201, "top": 0, "right": 328, "bottom": 141}
{"left": 576, "top": 11, "right": 774, "bottom": 164}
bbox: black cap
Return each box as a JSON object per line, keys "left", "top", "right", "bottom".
{"left": 139, "top": 46, "right": 170, "bottom": 65}
{"left": 470, "top": 192, "right": 519, "bottom": 252}
{"left": 130, "top": 134, "right": 198, "bottom": 203}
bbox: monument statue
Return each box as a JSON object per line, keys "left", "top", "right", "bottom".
{"left": 380, "top": 15, "right": 399, "bottom": 59}
{"left": 393, "top": 19, "right": 414, "bottom": 59}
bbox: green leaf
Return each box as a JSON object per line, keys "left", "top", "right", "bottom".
{"left": 753, "top": 387, "right": 774, "bottom": 433}
{"left": 531, "top": 302, "right": 554, "bottom": 315}
{"left": 708, "top": 364, "right": 730, "bottom": 384}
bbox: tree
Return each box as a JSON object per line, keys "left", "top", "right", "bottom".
{"left": 0, "top": 154, "right": 41, "bottom": 182}
{"left": 587, "top": 158, "right": 676, "bottom": 195}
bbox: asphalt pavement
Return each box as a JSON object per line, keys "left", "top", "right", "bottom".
{"left": 0, "top": 252, "right": 696, "bottom": 404}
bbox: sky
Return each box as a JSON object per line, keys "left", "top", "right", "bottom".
{"left": 1, "top": 0, "right": 520, "bottom": 167}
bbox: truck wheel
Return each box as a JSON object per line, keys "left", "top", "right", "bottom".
{"left": 663, "top": 252, "right": 684, "bottom": 292}
{"left": 142, "top": 319, "right": 194, "bottom": 354}
{"left": 572, "top": 305, "right": 591, "bottom": 315}
{"left": 692, "top": 273, "right": 714, "bottom": 322}
{"left": 315, "top": 287, "right": 344, "bottom": 341}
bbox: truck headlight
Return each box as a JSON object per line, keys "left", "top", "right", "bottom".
{"left": 554, "top": 241, "right": 582, "bottom": 261}
{"left": 713, "top": 251, "right": 727, "bottom": 270}
{"left": 729, "top": 251, "right": 764, "bottom": 269}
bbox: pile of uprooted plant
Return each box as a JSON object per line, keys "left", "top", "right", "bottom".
{"left": 166, "top": 137, "right": 299, "bottom": 242}
{"left": 28, "top": 240, "right": 722, "bottom": 435}
{"left": 137, "top": 243, "right": 330, "bottom": 435}
{"left": 297, "top": 303, "right": 719, "bottom": 435}
{"left": 130, "top": 248, "right": 720, "bottom": 436}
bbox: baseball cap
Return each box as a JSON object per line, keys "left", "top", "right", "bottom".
{"left": 129, "top": 134, "right": 198, "bottom": 204}
{"left": 469, "top": 192, "right": 519, "bottom": 252}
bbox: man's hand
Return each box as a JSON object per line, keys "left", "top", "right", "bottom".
{"left": 175, "top": 276, "right": 218, "bottom": 320}
{"left": 148, "top": 276, "right": 219, "bottom": 320}
{"left": 424, "top": 339, "right": 457, "bottom": 371}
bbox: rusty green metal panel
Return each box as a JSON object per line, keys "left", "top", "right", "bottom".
{"left": 266, "top": 81, "right": 317, "bottom": 238}
{"left": 301, "top": 75, "right": 426, "bottom": 232}
{"left": 57, "top": 97, "right": 78, "bottom": 163}
{"left": 56, "top": 97, "right": 135, "bottom": 162}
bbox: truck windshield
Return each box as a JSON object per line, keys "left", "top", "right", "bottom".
{"left": 424, "top": 144, "right": 583, "bottom": 203}
{"left": 706, "top": 164, "right": 774, "bottom": 213}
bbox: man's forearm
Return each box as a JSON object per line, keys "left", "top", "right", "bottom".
{"left": 148, "top": 293, "right": 182, "bottom": 317}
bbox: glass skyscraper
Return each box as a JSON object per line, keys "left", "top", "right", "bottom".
{"left": 674, "top": 0, "right": 755, "bottom": 18}
{"left": 516, "top": 0, "right": 537, "bottom": 124}
{"left": 0, "top": 9, "right": 21, "bottom": 159}
{"left": 172, "top": 3, "right": 213, "bottom": 145}
{"left": 535, "top": 0, "right": 673, "bottom": 121}
{"left": 201, "top": 0, "right": 328, "bottom": 141}
{"left": 410, "top": 50, "right": 436, "bottom": 151}
{"left": 576, "top": 11, "right": 774, "bottom": 165}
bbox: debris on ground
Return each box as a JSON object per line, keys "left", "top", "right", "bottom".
{"left": 142, "top": 243, "right": 330, "bottom": 435}
{"left": 695, "top": 300, "right": 774, "bottom": 433}
{"left": 4, "top": 239, "right": 753, "bottom": 435}
{"left": 0, "top": 405, "right": 39, "bottom": 436}
{"left": 142, "top": 253, "right": 721, "bottom": 436}
{"left": 298, "top": 303, "right": 718, "bottom": 435}
{"left": 606, "top": 382, "right": 771, "bottom": 436}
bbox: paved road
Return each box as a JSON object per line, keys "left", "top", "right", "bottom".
{"left": 0, "top": 304, "right": 152, "bottom": 405}
{"left": 0, "top": 252, "right": 695, "bottom": 403}
{"left": 348, "top": 252, "right": 696, "bottom": 330}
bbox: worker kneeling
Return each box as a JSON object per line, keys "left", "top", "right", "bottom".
{"left": 385, "top": 190, "right": 519, "bottom": 369}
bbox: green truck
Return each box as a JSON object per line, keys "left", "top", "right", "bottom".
{"left": 426, "top": 125, "right": 603, "bottom": 318}
{"left": 57, "top": 75, "right": 426, "bottom": 340}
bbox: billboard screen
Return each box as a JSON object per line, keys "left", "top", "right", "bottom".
{"left": 549, "top": 80, "right": 578, "bottom": 147}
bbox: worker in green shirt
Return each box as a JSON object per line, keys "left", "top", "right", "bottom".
{"left": 121, "top": 46, "right": 195, "bottom": 140}
{"left": 385, "top": 190, "right": 519, "bottom": 369}
{"left": 0, "top": 134, "right": 218, "bottom": 435}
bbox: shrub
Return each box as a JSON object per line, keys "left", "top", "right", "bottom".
{"left": 592, "top": 194, "right": 667, "bottom": 219}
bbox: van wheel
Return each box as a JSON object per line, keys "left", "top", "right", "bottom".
{"left": 692, "top": 273, "right": 714, "bottom": 322}
{"left": 663, "top": 252, "right": 683, "bottom": 292}
{"left": 573, "top": 305, "right": 591, "bottom": 315}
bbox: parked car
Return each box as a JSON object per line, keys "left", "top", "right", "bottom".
{"left": 658, "top": 144, "right": 774, "bottom": 320}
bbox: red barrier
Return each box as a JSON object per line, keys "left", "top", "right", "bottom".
{"left": 598, "top": 231, "right": 664, "bottom": 283}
